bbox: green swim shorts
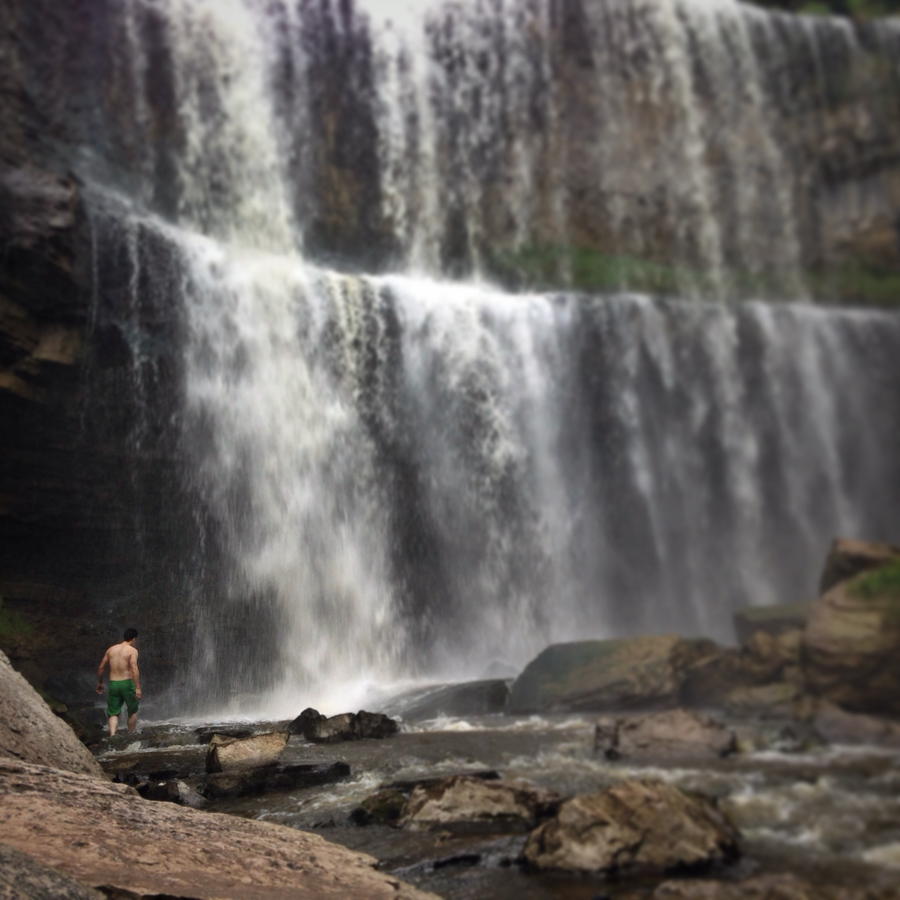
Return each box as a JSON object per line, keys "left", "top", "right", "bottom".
{"left": 107, "top": 679, "right": 139, "bottom": 717}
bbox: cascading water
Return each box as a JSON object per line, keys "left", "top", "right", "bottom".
{"left": 29, "top": 0, "right": 900, "bottom": 711}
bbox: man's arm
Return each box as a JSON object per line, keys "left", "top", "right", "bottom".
{"left": 131, "top": 649, "right": 142, "bottom": 699}
{"left": 96, "top": 650, "right": 109, "bottom": 694}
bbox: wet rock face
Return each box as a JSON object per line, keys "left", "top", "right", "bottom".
{"left": 818, "top": 537, "right": 900, "bottom": 595}
{"left": 401, "top": 775, "right": 560, "bottom": 835}
{"left": 522, "top": 779, "right": 740, "bottom": 876}
{"left": 0, "top": 648, "right": 103, "bottom": 778}
{"left": 594, "top": 709, "right": 737, "bottom": 762}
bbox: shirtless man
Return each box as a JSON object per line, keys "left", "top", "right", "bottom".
{"left": 96, "top": 628, "right": 143, "bottom": 735}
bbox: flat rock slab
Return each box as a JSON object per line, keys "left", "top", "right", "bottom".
{"left": 0, "top": 649, "right": 103, "bottom": 778}
{"left": 204, "top": 760, "right": 351, "bottom": 799}
{"left": 733, "top": 602, "right": 813, "bottom": 644}
{"left": 0, "top": 759, "right": 437, "bottom": 900}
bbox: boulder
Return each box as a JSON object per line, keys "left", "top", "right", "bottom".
{"left": 802, "top": 562, "right": 900, "bottom": 714}
{"left": 594, "top": 709, "right": 736, "bottom": 761}
{"left": 733, "top": 602, "right": 813, "bottom": 644}
{"left": 522, "top": 778, "right": 739, "bottom": 875}
{"left": 620, "top": 873, "right": 892, "bottom": 900}
{"left": 349, "top": 789, "right": 407, "bottom": 826}
{"left": 289, "top": 708, "right": 399, "bottom": 743}
{"left": 0, "top": 842, "right": 104, "bottom": 899}
{"left": 723, "top": 682, "right": 801, "bottom": 719}
{"left": 204, "top": 760, "right": 351, "bottom": 799}
{"left": 818, "top": 537, "right": 900, "bottom": 594}
{"left": 0, "top": 759, "right": 436, "bottom": 899}
{"left": 0, "top": 648, "right": 103, "bottom": 778}
{"left": 509, "top": 635, "right": 716, "bottom": 713}
{"left": 812, "top": 702, "right": 900, "bottom": 748}
{"left": 205, "top": 731, "right": 289, "bottom": 773}
{"left": 194, "top": 725, "right": 254, "bottom": 744}
{"left": 383, "top": 680, "right": 510, "bottom": 721}
{"left": 401, "top": 775, "right": 560, "bottom": 834}
{"left": 681, "top": 631, "right": 802, "bottom": 708}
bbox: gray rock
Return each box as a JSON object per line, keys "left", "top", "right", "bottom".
{"left": 204, "top": 760, "right": 351, "bottom": 799}
{"left": 523, "top": 779, "right": 740, "bottom": 875}
{"left": 401, "top": 775, "right": 560, "bottom": 834}
{"left": 0, "top": 842, "right": 104, "bottom": 899}
{"left": 723, "top": 682, "right": 801, "bottom": 720}
{"left": 0, "top": 649, "right": 103, "bottom": 778}
{"left": 595, "top": 709, "right": 736, "bottom": 761}
{"left": 509, "top": 635, "right": 716, "bottom": 713}
{"left": 812, "top": 702, "right": 900, "bottom": 748}
{"left": 205, "top": 731, "right": 289, "bottom": 773}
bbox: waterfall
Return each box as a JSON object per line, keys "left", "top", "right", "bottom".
{"left": 24, "top": 0, "right": 900, "bottom": 710}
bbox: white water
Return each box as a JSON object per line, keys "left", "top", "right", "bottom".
{"left": 65, "top": 0, "right": 900, "bottom": 709}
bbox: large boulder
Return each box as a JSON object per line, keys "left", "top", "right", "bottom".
{"left": 723, "top": 681, "right": 801, "bottom": 719}
{"left": 401, "top": 775, "right": 560, "bottom": 834}
{"left": 205, "top": 731, "right": 289, "bottom": 773}
{"left": 818, "top": 537, "right": 900, "bottom": 595}
{"left": 802, "top": 560, "right": 900, "bottom": 714}
{"left": 0, "top": 759, "right": 437, "bottom": 899}
{"left": 733, "top": 602, "right": 813, "bottom": 645}
{"left": 522, "top": 779, "right": 739, "bottom": 875}
{"left": 0, "top": 648, "right": 103, "bottom": 778}
{"left": 509, "top": 635, "right": 716, "bottom": 713}
{"left": 594, "top": 709, "right": 736, "bottom": 761}
{"left": 289, "top": 708, "right": 399, "bottom": 743}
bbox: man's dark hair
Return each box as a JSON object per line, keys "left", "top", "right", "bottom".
{"left": 123, "top": 627, "right": 138, "bottom": 642}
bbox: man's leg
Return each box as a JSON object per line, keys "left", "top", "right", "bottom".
{"left": 127, "top": 711, "right": 138, "bottom": 733}
{"left": 108, "top": 714, "right": 118, "bottom": 736}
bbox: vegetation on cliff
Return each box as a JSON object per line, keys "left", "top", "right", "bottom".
{"left": 749, "top": 0, "right": 900, "bottom": 16}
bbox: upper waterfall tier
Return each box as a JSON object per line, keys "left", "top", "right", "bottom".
{"left": 5, "top": 0, "right": 900, "bottom": 300}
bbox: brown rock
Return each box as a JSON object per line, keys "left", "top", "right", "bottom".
{"left": 523, "top": 779, "right": 739, "bottom": 875}
{"left": 733, "top": 602, "right": 813, "bottom": 645}
{"left": 289, "top": 708, "right": 399, "bottom": 743}
{"left": 0, "top": 759, "right": 438, "bottom": 899}
{"left": 0, "top": 648, "right": 103, "bottom": 778}
{"left": 595, "top": 709, "right": 736, "bottom": 761}
{"left": 0, "top": 842, "right": 104, "bottom": 899}
{"left": 723, "top": 681, "right": 801, "bottom": 720}
{"left": 509, "top": 635, "right": 716, "bottom": 713}
{"left": 802, "top": 567, "right": 900, "bottom": 714}
{"left": 204, "top": 760, "right": 351, "bottom": 800}
{"left": 350, "top": 788, "right": 407, "bottom": 826}
{"left": 819, "top": 537, "right": 900, "bottom": 595}
{"left": 401, "top": 775, "right": 560, "bottom": 834}
{"left": 205, "top": 731, "right": 289, "bottom": 773}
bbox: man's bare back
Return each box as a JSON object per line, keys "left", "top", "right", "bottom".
{"left": 97, "top": 629, "right": 142, "bottom": 735}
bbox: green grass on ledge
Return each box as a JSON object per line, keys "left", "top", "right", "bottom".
{"left": 849, "top": 560, "right": 900, "bottom": 601}
{"left": 484, "top": 243, "right": 900, "bottom": 307}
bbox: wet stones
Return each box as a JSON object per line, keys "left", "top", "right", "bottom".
{"left": 350, "top": 788, "right": 407, "bottom": 826}
{"left": 204, "top": 760, "right": 351, "bottom": 800}
{"left": 522, "top": 779, "right": 739, "bottom": 876}
{"left": 289, "top": 708, "right": 399, "bottom": 743}
{"left": 595, "top": 709, "right": 737, "bottom": 761}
